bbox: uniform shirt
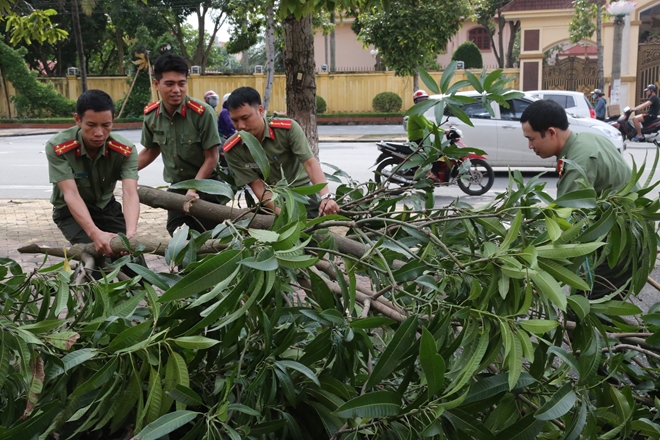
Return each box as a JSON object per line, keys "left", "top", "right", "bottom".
{"left": 141, "top": 96, "right": 221, "bottom": 184}
{"left": 407, "top": 113, "right": 433, "bottom": 142}
{"left": 557, "top": 131, "right": 632, "bottom": 197}
{"left": 223, "top": 117, "right": 314, "bottom": 188}
{"left": 46, "top": 126, "right": 138, "bottom": 210}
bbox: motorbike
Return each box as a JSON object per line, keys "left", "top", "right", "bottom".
{"left": 611, "top": 106, "right": 660, "bottom": 143}
{"left": 373, "top": 127, "right": 495, "bottom": 196}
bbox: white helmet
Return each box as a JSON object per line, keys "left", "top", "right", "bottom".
{"left": 223, "top": 93, "right": 231, "bottom": 104}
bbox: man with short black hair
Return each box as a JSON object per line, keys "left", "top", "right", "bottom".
{"left": 138, "top": 54, "right": 223, "bottom": 236}
{"left": 223, "top": 86, "right": 339, "bottom": 217}
{"left": 520, "top": 99, "right": 636, "bottom": 299}
{"left": 631, "top": 84, "right": 659, "bottom": 141}
{"left": 46, "top": 89, "right": 139, "bottom": 257}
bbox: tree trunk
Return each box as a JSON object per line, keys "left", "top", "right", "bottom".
{"left": 497, "top": 14, "right": 506, "bottom": 68}
{"left": 413, "top": 71, "right": 419, "bottom": 91}
{"left": 596, "top": 1, "right": 604, "bottom": 90}
{"left": 263, "top": 4, "right": 276, "bottom": 113}
{"left": 283, "top": 14, "right": 319, "bottom": 157}
{"left": 71, "top": 0, "right": 88, "bottom": 92}
{"left": 241, "top": 49, "right": 250, "bottom": 73}
{"left": 330, "top": 14, "right": 336, "bottom": 72}
{"left": 1, "top": 66, "right": 11, "bottom": 118}
{"left": 506, "top": 21, "right": 520, "bottom": 68}
{"left": 116, "top": 27, "right": 125, "bottom": 76}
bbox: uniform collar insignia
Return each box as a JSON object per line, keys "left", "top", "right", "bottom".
{"left": 557, "top": 156, "right": 565, "bottom": 177}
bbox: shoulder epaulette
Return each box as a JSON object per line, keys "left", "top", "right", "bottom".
{"left": 222, "top": 134, "right": 242, "bottom": 153}
{"left": 53, "top": 139, "right": 80, "bottom": 156}
{"left": 269, "top": 119, "right": 293, "bottom": 129}
{"left": 186, "top": 100, "right": 206, "bottom": 115}
{"left": 107, "top": 140, "right": 133, "bottom": 157}
{"left": 144, "top": 101, "right": 160, "bottom": 115}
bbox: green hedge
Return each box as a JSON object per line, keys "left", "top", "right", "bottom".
{"left": 451, "top": 41, "right": 483, "bottom": 69}
{"left": 316, "top": 95, "right": 327, "bottom": 114}
{"left": 372, "top": 92, "right": 403, "bottom": 112}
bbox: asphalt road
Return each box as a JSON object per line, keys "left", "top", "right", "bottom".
{"left": 1, "top": 128, "right": 659, "bottom": 205}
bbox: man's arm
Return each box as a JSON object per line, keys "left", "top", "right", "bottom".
{"left": 248, "top": 178, "right": 276, "bottom": 213}
{"left": 121, "top": 178, "right": 139, "bottom": 238}
{"left": 302, "top": 157, "right": 339, "bottom": 216}
{"left": 138, "top": 146, "right": 161, "bottom": 170}
{"left": 633, "top": 100, "right": 652, "bottom": 113}
{"left": 186, "top": 147, "right": 219, "bottom": 199}
{"left": 58, "top": 180, "right": 116, "bottom": 255}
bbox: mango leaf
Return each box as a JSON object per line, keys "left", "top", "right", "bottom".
{"left": 519, "top": 319, "right": 559, "bottom": 335}
{"left": 538, "top": 259, "right": 590, "bottom": 291}
{"left": 534, "top": 384, "right": 577, "bottom": 420}
{"left": 133, "top": 410, "right": 199, "bottom": 440}
{"left": 443, "top": 409, "right": 495, "bottom": 440}
{"left": 419, "top": 67, "right": 440, "bottom": 94}
{"left": 49, "top": 348, "right": 97, "bottom": 377}
{"left": 169, "top": 179, "right": 234, "bottom": 198}
{"left": 494, "top": 414, "right": 545, "bottom": 440}
{"left": 334, "top": 390, "right": 401, "bottom": 419}
{"left": 159, "top": 250, "right": 242, "bottom": 302}
{"left": 563, "top": 401, "right": 588, "bottom": 440}
{"left": 165, "top": 225, "right": 189, "bottom": 266}
{"left": 530, "top": 271, "right": 567, "bottom": 311}
{"left": 554, "top": 188, "right": 597, "bottom": 209}
{"left": 464, "top": 373, "right": 536, "bottom": 404}
{"left": 567, "top": 295, "right": 591, "bottom": 321}
{"left": 590, "top": 301, "right": 641, "bottom": 316}
{"left": 276, "top": 360, "right": 320, "bottom": 386}
{"left": 349, "top": 317, "right": 396, "bottom": 329}
{"left": 19, "top": 319, "right": 64, "bottom": 334}
{"left": 545, "top": 215, "right": 561, "bottom": 242}
{"left": 500, "top": 210, "right": 523, "bottom": 251}
{"left": 576, "top": 207, "right": 616, "bottom": 243}
{"left": 239, "top": 131, "right": 270, "bottom": 180}
{"left": 167, "top": 385, "right": 203, "bottom": 407}
{"left": 365, "top": 315, "right": 418, "bottom": 389}
{"left": 248, "top": 229, "right": 280, "bottom": 243}
{"left": 535, "top": 243, "right": 603, "bottom": 259}
{"left": 420, "top": 328, "right": 446, "bottom": 399}
{"left": 173, "top": 336, "right": 220, "bottom": 350}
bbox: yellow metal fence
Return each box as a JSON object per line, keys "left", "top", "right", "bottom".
{"left": 0, "top": 70, "right": 519, "bottom": 118}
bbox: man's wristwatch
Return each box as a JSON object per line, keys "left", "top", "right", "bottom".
{"left": 320, "top": 193, "right": 335, "bottom": 200}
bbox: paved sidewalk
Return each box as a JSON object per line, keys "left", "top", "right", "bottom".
{"left": 1, "top": 199, "right": 172, "bottom": 273}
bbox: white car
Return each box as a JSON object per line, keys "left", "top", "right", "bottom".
{"left": 423, "top": 91, "right": 623, "bottom": 168}
{"left": 526, "top": 90, "right": 595, "bottom": 119}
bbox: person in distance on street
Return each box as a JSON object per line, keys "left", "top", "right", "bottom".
{"left": 138, "top": 54, "right": 224, "bottom": 236}
{"left": 631, "top": 84, "right": 659, "bottom": 142}
{"left": 204, "top": 90, "right": 219, "bottom": 110}
{"left": 520, "top": 99, "right": 637, "bottom": 299}
{"left": 46, "top": 89, "right": 139, "bottom": 258}
{"left": 592, "top": 89, "right": 607, "bottom": 121}
{"left": 222, "top": 86, "right": 339, "bottom": 218}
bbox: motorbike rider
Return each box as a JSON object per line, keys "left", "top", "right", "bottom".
{"left": 592, "top": 89, "right": 606, "bottom": 121}
{"left": 631, "top": 84, "right": 659, "bottom": 142}
{"left": 407, "top": 90, "right": 434, "bottom": 144}
{"left": 204, "top": 90, "right": 220, "bottom": 110}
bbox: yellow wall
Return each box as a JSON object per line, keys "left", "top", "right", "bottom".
{"left": 0, "top": 69, "right": 520, "bottom": 118}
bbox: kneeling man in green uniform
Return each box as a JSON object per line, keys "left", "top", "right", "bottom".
{"left": 520, "top": 99, "right": 634, "bottom": 299}
{"left": 46, "top": 89, "right": 139, "bottom": 257}
{"left": 222, "top": 86, "right": 339, "bottom": 217}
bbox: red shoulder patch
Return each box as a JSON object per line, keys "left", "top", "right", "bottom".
{"left": 222, "top": 134, "right": 242, "bottom": 153}
{"left": 269, "top": 119, "right": 293, "bottom": 129}
{"left": 107, "top": 140, "right": 133, "bottom": 157}
{"left": 186, "top": 100, "right": 205, "bottom": 115}
{"left": 53, "top": 139, "right": 80, "bottom": 156}
{"left": 144, "top": 101, "right": 160, "bottom": 115}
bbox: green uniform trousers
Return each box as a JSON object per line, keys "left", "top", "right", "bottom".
{"left": 52, "top": 198, "right": 126, "bottom": 245}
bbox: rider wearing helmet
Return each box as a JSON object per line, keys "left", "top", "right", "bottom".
{"left": 407, "top": 90, "right": 433, "bottom": 144}
{"left": 204, "top": 90, "right": 220, "bottom": 109}
{"left": 591, "top": 89, "right": 606, "bottom": 121}
{"left": 631, "top": 84, "right": 659, "bottom": 142}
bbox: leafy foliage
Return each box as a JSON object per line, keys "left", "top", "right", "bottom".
{"left": 569, "top": 0, "right": 598, "bottom": 44}
{"left": 452, "top": 41, "right": 483, "bottom": 69}
{"left": 2, "top": 67, "right": 660, "bottom": 439}
{"left": 0, "top": 40, "right": 75, "bottom": 117}
{"left": 356, "top": 0, "right": 468, "bottom": 77}
{"left": 372, "top": 92, "right": 402, "bottom": 113}
{"left": 316, "top": 95, "right": 327, "bottom": 114}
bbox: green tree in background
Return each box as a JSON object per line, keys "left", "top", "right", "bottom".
{"left": 356, "top": 0, "right": 468, "bottom": 90}
{"left": 452, "top": 40, "right": 483, "bottom": 69}
{"left": 471, "top": 0, "right": 520, "bottom": 68}
{"left": 569, "top": 0, "right": 604, "bottom": 90}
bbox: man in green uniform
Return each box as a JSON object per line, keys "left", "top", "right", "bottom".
{"left": 222, "top": 86, "right": 339, "bottom": 217}
{"left": 520, "top": 99, "right": 635, "bottom": 299}
{"left": 138, "top": 54, "right": 223, "bottom": 236}
{"left": 46, "top": 89, "right": 139, "bottom": 257}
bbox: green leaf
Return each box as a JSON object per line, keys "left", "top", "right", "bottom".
{"left": 349, "top": 317, "right": 396, "bottom": 329}
{"left": 420, "top": 328, "right": 446, "bottom": 399}
{"left": 365, "top": 315, "right": 417, "bottom": 389}
{"left": 554, "top": 188, "right": 597, "bottom": 208}
{"left": 419, "top": 68, "right": 440, "bottom": 94}
{"left": 276, "top": 360, "right": 320, "bottom": 386}
{"left": 563, "top": 401, "right": 587, "bottom": 440}
{"left": 173, "top": 336, "right": 220, "bottom": 349}
{"left": 0, "top": 402, "right": 60, "bottom": 440}
{"left": 538, "top": 259, "right": 590, "bottom": 290}
{"left": 576, "top": 206, "right": 616, "bottom": 242}
{"left": 227, "top": 403, "right": 261, "bottom": 417}
{"left": 507, "top": 332, "right": 523, "bottom": 390}
{"left": 169, "top": 179, "right": 234, "bottom": 198}
{"left": 393, "top": 260, "right": 427, "bottom": 283}
{"left": 590, "top": 300, "right": 641, "bottom": 316}
{"left": 494, "top": 414, "right": 545, "bottom": 440}
{"left": 534, "top": 384, "right": 577, "bottom": 420}
{"left": 248, "top": 229, "right": 280, "bottom": 243}
{"left": 159, "top": 250, "right": 242, "bottom": 302}
{"left": 567, "top": 295, "right": 590, "bottom": 321}
{"left": 333, "top": 390, "right": 401, "bottom": 418}
{"left": 464, "top": 373, "right": 536, "bottom": 403}
{"left": 0, "top": 333, "right": 10, "bottom": 389}
{"left": 239, "top": 131, "right": 270, "bottom": 180}
{"left": 167, "top": 384, "right": 203, "bottom": 407}
{"left": 165, "top": 225, "right": 189, "bottom": 266}
{"left": 530, "top": 271, "right": 567, "bottom": 311}
{"left": 440, "top": 61, "right": 458, "bottom": 93}
{"left": 444, "top": 409, "right": 495, "bottom": 440}
{"left": 519, "top": 319, "right": 559, "bottom": 335}
{"left": 126, "top": 263, "right": 171, "bottom": 291}
{"left": 50, "top": 348, "right": 97, "bottom": 377}
{"left": 19, "top": 319, "right": 64, "bottom": 334}
{"left": 544, "top": 215, "right": 562, "bottom": 242}
{"left": 133, "top": 410, "right": 199, "bottom": 440}
{"left": 535, "top": 243, "right": 604, "bottom": 259}
{"left": 500, "top": 210, "right": 523, "bottom": 251}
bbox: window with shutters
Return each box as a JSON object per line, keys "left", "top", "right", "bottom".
{"left": 469, "top": 27, "right": 490, "bottom": 51}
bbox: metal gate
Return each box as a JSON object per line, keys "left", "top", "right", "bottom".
{"left": 542, "top": 56, "right": 598, "bottom": 93}
{"left": 636, "top": 43, "right": 660, "bottom": 105}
